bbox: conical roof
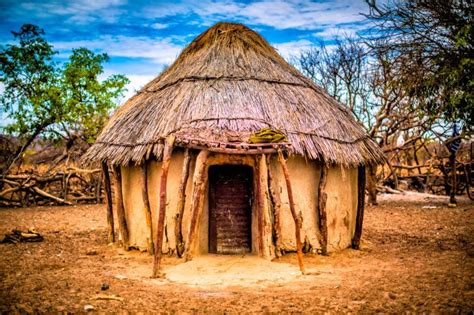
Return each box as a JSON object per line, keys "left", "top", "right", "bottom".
{"left": 84, "top": 22, "right": 384, "bottom": 166}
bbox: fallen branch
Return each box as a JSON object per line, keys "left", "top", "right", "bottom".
{"left": 376, "top": 185, "right": 404, "bottom": 194}
{"left": 31, "top": 186, "right": 73, "bottom": 205}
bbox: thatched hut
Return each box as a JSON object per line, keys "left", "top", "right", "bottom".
{"left": 83, "top": 22, "right": 384, "bottom": 276}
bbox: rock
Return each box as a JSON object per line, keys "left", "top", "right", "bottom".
{"left": 384, "top": 292, "right": 396, "bottom": 299}
{"left": 114, "top": 274, "right": 127, "bottom": 280}
{"left": 101, "top": 283, "right": 109, "bottom": 291}
{"left": 84, "top": 305, "right": 94, "bottom": 312}
{"left": 86, "top": 250, "right": 98, "bottom": 256}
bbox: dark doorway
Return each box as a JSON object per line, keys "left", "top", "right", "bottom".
{"left": 208, "top": 165, "right": 253, "bottom": 254}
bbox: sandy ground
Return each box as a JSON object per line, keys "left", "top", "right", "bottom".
{"left": 0, "top": 193, "right": 473, "bottom": 313}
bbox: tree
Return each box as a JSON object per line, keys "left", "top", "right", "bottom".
{"left": 292, "top": 36, "right": 443, "bottom": 203}
{"left": 0, "top": 24, "right": 129, "bottom": 172}
{"left": 365, "top": 0, "right": 473, "bottom": 204}
{"left": 365, "top": 0, "right": 473, "bottom": 131}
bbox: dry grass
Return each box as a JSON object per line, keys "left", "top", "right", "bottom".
{"left": 83, "top": 22, "right": 384, "bottom": 167}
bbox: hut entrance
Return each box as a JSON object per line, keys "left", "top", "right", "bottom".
{"left": 208, "top": 165, "right": 253, "bottom": 254}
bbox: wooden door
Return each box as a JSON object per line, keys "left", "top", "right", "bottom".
{"left": 208, "top": 165, "right": 252, "bottom": 254}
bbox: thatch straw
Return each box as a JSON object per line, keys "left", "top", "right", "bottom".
{"left": 83, "top": 22, "right": 384, "bottom": 167}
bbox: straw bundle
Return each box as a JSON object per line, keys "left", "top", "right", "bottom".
{"left": 83, "top": 22, "right": 384, "bottom": 167}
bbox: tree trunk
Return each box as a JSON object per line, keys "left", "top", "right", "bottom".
{"left": 449, "top": 151, "right": 457, "bottom": 205}
{"left": 112, "top": 165, "right": 129, "bottom": 250}
{"left": 277, "top": 151, "right": 305, "bottom": 275}
{"left": 366, "top": 164, "right": 378, "bottom": 205}
{"left": 175, "top": 149, "right": 192, "bottom": 258}
{"left": 101, "top": 162, "right": 115, "bottom": 243}
{"left": 352, "top": 166, "right": 366, "bottom": 249}
{"left": 255, "top": 154, "right": 265, "bottom": 256}
{"left": 152, "top": 136, "right": 175, "bottom": 278}
{"left": 184, "top": 150, "right": 210, "bottom": 262}
{"left": 317, "top": 165, "right": 328, "bottom": 255}
{"left": 141, "top": 162, "right": 154, "bottom": 254}
{"left": 267, "top": 155, "right": 282, "bottom": 257}
{"left": 3, "top": 123, "right": 48, "bottom": 174}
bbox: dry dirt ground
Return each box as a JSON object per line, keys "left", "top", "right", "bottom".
{"left": 0, "top": 193, "right": 473, "bottom": 313}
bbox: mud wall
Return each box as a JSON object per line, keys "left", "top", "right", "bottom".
{"left": 120, "top": 152, "right": 359, "bottom": 255}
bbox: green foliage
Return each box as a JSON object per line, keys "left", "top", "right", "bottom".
{"left": 0, "top": 24, "right": 60, "bottom": 137}
{"left": 366, "top": 0, "right": 473, "bottom": 130}
{"left": 61, "top": 48, "right": 129, "bottom": 142}
{"left": 0, "top": 24, "right": 129, "bottom": 145}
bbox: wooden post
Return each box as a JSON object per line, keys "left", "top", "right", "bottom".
{"left": 267, "top": 155, "right": 282, "bottom": 257}
{"left": 175, "top": 149, "right": 192, "bottom": 258}
{"left": 367, "top": 164, "right": 378, "bottom": 205}
{"left": 112, "top": 164, "right": 129, "bottom": 250}
{"left": 184, "top": 150, "right": 210, "bottom": 262}
{"left": 96, "top": 173, "right": 102, "bottom": 204}
{"left": 141, "top": 162, "right": 154, "bottom": 254}
{"left": 352, "top": 165, "right": 366, "bottom": 249}
{"left": 277, "top": 151, "right": 305, "bottom": 275}
{"left": 317, "top": 164, "right": 328, "bottom": 255}
{"left": 152, "top": 136, "right": 175, "bottom": 278}
{"left": 101, "top": 162, "right": 115, "bottom": 243}
{"left": 449, "top": 152, "right": 457, "bottom": 205}
{"left": 255, "top": 154, "right": 265, "bottom": 256}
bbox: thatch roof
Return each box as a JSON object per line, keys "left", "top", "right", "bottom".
{"left": 83, "top": 22, "right": 384, "bottom": 167}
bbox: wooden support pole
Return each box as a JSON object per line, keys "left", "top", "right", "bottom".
{"left": 141, "top": 162, "right": 154, "bottom": 254}
{"left": 175, "top": 149, "right": 192, "bottom": 258}
{"left": 152, "top": 136, "right": 175, "bottom": 278}
{"left": 101, "top": 162, "right": 115, "bottom": 243}
{"left": 184, "top": 150, "right": 210, "bottom": 262}
{"left": 449, "top": 152, "right": 457, "bottom": 205}
{"left": 277, "top": 151, "right": 305, "bottom": 274}
{"left": 267, "top": 155, "right": 282, "bottom": 257}
{"left": 112, "top": 165, "right": 129, "bottom": 250}
{"left": 317, "top": 165, "right": 328, "bottom": 255}
{"left": 352, "top": 165, "right": 366, "bottom": 249}
{"left": 256, "top": 154, "right": 265, "bottom": 257}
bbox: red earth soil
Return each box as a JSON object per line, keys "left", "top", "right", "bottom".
{"left": 0, "top": 192, "right": 472, "bottom": 313}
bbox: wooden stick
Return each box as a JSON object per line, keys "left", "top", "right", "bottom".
{"left": 255, "top": 154, "right": 265, "bottom": 256}
{"left": 101, "top": 162, "right": 115, "bottom": 243}
{"left": 352, "top": 166, "right": 366, "bottom": 249}
{"left": 112, "top": 165, "right": 129, "bottom": 250}
{"left": 31, "top": 187, "right": 72, "bottom": 205}
{"left": 449, "top": 152, "right": 457, "bottom": 205}
{"left": 175, "top": 149, "right": 192, "bottom": 258}
{"left": 277, "top": 151, "right": 305, "bottom": 274}
{"left": 317, "top": 164, "right": 328, "bottom": 255}
{"left": 267, "top": 155, "right": 282, "bottom": 257}
{"left": 152, "top": 136, "right": 175, "bottom": 278}
{"left": 95, "top": 173, "right": 102, "bottom": 204}
{"left": 141, "top": 162, "right": 154, "bottom": 254}
{"left": 184, "top": 149, "right": 210, "bottom": 262}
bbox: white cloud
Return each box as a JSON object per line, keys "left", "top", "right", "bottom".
{"left": 150, "top": 23, "right": 170, "bottom": 30}
{"left": 52, "top": 35, "right": 183, "bottom": 64}
{"left": 122, "top": 74, "right": 156, "bottom": 100}
{"left": 312, "top": 23, "right": 370, "bottom": 40}
{"left": 273, "top": 39, "right": 314, "bottom": 60}
{"left": 16, "top": 0, "right": 126, "bottom": 24}
{"left": 143, "top": 0, "right": 369, "bottom": 30}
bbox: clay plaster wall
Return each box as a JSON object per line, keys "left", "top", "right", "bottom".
{"left": 120, "top": 152, "right": 359, "bottom": 256}
{"left": 325, "top": 167, "right": 358, "bottom": 252}
{"left": 121, "top": 150, "right": 194, "bottom": 253}
{"left": 268, "top": 156, "right": 322, "bottom": 253}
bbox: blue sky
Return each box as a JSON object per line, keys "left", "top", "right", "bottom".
{"left": 0, "top": 0, "right": 376, "bottom": 100}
